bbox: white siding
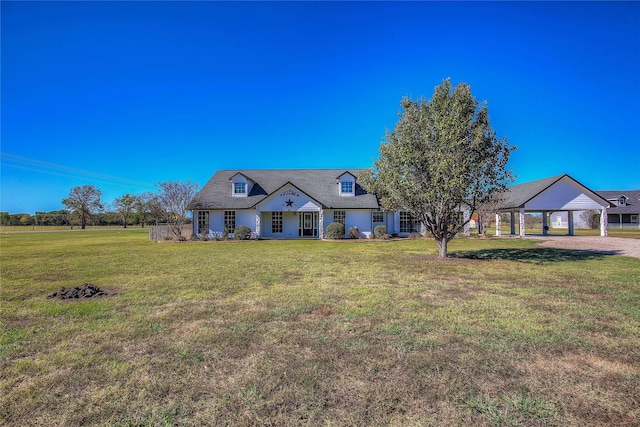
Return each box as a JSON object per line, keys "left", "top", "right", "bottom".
{"left": 208, "top": 210, "right": 255, "bottom": 235}
{"left": 210, "top": 211, "right": 224, "bottom": 232}
{"left": 260, "top": 211, "right": 299, "bottom": 238}
{"left": 325, "top": 209, "right": 373, "bottom": 238}
{"left": 236, "top": 210, "right": 256, "bottom": 232}
{"left": 526, "top": 177, "right": 608, "bottom": 210}
{"left": 257, "top": 184, "right": 321, "bottom": 212}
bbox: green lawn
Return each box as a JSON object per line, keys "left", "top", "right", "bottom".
{"left": 1, "top": 230, "right": 639, "bottom": 426}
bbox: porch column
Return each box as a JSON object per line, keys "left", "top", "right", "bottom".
{"left": 495, "top": 213, "right": 502, "bottom": 236}
{"left": 600, "top": 208, "right": 608, "bottom": 237}
{"left": 568, "top": 211, "right": 574, "bottom": 236}
{"left": 542, "top": 211, "right": 548, "bottom": 235}
{"left": 519, "top": 209, "right": 526, "bottom": 237}
{"left": 510, "top": 211, "right": 516, "bottom": 235}
{"left": 394, "top": 211, "right": 400, "bottom": 235}
{"left": 255, "top": 210, "right": 261, "bottom": 239}
{"left": 319, "top": 209, "right": 324, "bottom": 239}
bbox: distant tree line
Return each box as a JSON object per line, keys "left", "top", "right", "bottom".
{"left": 1, "top": 180, "right": 198, "bottom": 231}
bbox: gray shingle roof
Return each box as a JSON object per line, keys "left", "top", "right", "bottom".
{"left": 597, "top": 190, "right": 640, "bottom": 214}
{"left": 499, "top": 174, "right": 567, "bottom": 209}
{"left": 189, "top": 169, "right": 380, "bottom": 210}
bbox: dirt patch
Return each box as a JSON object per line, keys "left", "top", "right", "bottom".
{"left": 47, "top": 283, "right": 118, "bottom": 300}
{"left": 525, "top": 236, "right": 640, "bottom": 259}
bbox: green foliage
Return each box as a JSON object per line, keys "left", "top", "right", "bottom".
{"left": 113, "top": 193, "right": 137, "bottom": 228}
{"left": 374, "top": 225, "right": 387, "bottom": 239}
{"left": 362, "top": 78, "right": 515, "bottom": 257}
{"left": 348, "top": 226, "right": 360, "bottom": 239}
{"left": 325, "top": 222, "right": 345, "bottom": 239}
{"left": 234, "top": 225, "right": 252, "bottom": 240}
{"left": 62, "top": 185, "right": 104, "bottom": 229}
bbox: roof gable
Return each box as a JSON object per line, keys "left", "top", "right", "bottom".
{"left": 500, "top": 174, "right": 610, "bottom": 210}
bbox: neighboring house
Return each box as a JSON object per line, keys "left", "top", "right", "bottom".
{"left": 188, "top": 169, "right": 422, "bottom": 239}
{"left": 598, "top": 190, "right": 640, "bottom": 229}
{"left": 549, "top": 190, "right": 640, "bottom": 230}
{"left": 548, "top": 211, "right": 589, "bottom": 229}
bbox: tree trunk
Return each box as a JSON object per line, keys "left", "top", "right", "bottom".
{"left": 436, "top": 238, "right": 448, "bottom": 258}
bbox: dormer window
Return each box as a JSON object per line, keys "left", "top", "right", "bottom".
{"left": 618, "top": 196, "right": 627, "bottom": 206}
{"left": 234, "top": 182, "right": 246, "bottom": 195}
{"left": 337, "top": 172, "right": 356, "bottom": 197}
{"left": 230, "top": 173, "right": 251, "bottom": 197}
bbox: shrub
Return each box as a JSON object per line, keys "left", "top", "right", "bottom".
{"left": 325, "top": 222, "right": 345, "bottom": 239}
{"left": 374, "top": 225, "right": 387, "bottom": 239}
{"left": 234, "top": 225, "right": 252, "bottom": 240}
{"left": 222, "top": 226, "right": 229, "bottom": 240}
{"left": 348, "top": 226, "right": 360, "bottom": 239}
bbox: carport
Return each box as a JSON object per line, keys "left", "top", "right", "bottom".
{"left": 496, "top": 174, "right": 610, "bottom": 237}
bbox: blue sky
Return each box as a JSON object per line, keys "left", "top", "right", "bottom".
{"left": 2, "top": 1, "right": 639, "bottom": 214}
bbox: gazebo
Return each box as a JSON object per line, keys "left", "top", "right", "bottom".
{"left": 496, "top": 174, "right": 610, "bottom": 237}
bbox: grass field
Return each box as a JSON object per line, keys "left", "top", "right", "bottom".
{"left": 1, "top": 230, "right": 639, "bottom": 426}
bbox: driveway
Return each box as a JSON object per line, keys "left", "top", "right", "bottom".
{"left": 524, "top": 235, "right": 640, "bottom": 259}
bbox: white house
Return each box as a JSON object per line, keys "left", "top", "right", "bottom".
{"left": 188, "top": 169, "right": 422, "bottom": 239}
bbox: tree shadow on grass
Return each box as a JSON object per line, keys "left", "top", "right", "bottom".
{"left": 451, "top": 247, "right": 618, "bottom": 264}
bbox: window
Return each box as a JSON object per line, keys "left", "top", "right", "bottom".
{"left": 619, "top": 196, "right": 627, "bottom": 206}
{"left": 197, "top": 211, "right": 208, "bottom": 233}
{"left": 224, "top": 211, "right": 235, "bottom": 233}
{"left": 372, "top": 211, "right": 384, "bottom": 223}
{"left": 272, "top": 212, "right": 283, "bottom": 233}
{"left": 631, "top": 215, "right": 638, "bottom": 224}
{"left": 334, "top": 210, "right": 345, "bottom": 225}
{"left": 234, "top": 182, "right": 246, "bottom": 195}
{"left": 341, "top": 181, "right": 353, "bottom": 194}
{"left": 400, "top": 211, "right": 419, "bottom": 233}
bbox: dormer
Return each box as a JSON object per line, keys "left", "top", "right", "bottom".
{"left": 336, "top": 171, "right": 356, "bottom": 197}
{"left": 618, "top": 196, "right": 627, "bottom": 206}
{"left": 230, "top": 173, "right": 253, "bottom": 197}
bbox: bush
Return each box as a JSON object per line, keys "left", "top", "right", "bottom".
{"left": 348, "top": 226, "right": 360, "bottom": 239}
{"left": 234, "top": 225, "right": 252, "bottom": 240}
{"left": 325, "top": 222, "right": 345, "bottom": 239}
{"left": 374, "top": 225, "right": 387, "bottom": 239}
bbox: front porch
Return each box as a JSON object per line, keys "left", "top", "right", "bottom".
{"left": 257, "top": 210, "right": 322, "bottom": 239}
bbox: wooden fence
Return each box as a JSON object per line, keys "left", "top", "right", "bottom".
{"left": 149, "top": 224, "right": 193, "bottom": 240}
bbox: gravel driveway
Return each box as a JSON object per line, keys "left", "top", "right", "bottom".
{"left": 524, "top": 235, "right": 640, "bottom": 259}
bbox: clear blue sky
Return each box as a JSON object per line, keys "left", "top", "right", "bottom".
{"left": 2, "top": 1, "right": 639, "bottom": 214}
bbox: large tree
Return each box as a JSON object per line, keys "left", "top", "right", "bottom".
{"left": 113, "top": 193, "right": 137, "bottom": 228}
{"left": 362, "top": 78, "right": 515, "bottom": 258}
{"left": 155, "top": 180, "right": 199, "bottom": 240}
{"left": 62, "top": 185, "right": 104, "bottom": 229}
{"left": 133, "top": 192, "right": 156, "bottom": 228}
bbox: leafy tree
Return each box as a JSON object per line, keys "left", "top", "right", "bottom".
{"left": 62, "top": 185, "right": 104, "bottom": 229}
{"left": 362, "top": 78, "right": 515, "bottom": 257}
{"left": 19, "top": 214, "right": 33, "bottom": 226}
{"left": 1, "top": 212, "right": 10, "bottom": 226}
{"left": 114, "top": 193, "right": 137, "bottom": 228}
{"left": 134, "top": 192, "right": 157, "bottom": 227}
{"left": 155, "top": 180, "right": 199, "bottom": 240}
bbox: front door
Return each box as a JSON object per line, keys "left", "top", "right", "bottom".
{"left": 303, "top": 212, "right": 314, "bottom": 236}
